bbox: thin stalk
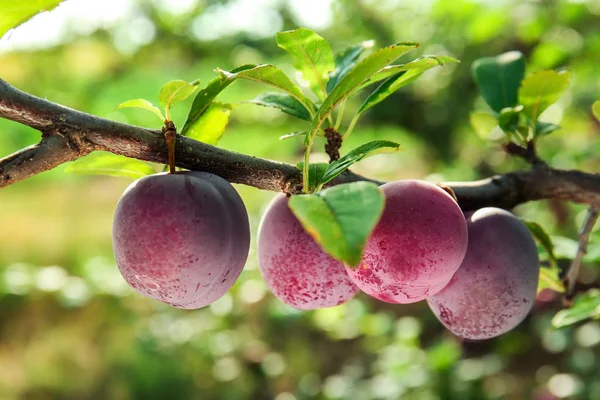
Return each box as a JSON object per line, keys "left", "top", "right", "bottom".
{"left": 303, "top": 144, "right": 310, "bottom": 193}
{"left": 334, "top": 99, "right": 346, "bottom": 131}
{"left": 343, "top": 114, "right": 360, "bottom": 139}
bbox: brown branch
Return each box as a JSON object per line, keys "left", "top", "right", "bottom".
{"left": 564, "top": 207, "right": 599, "bottom": 302}
{"left": 0, "top": 135, "right": 90, "bottom": 186}
{"left": 503, "top": 141, "right": 545, "bottom": 166}
{"left": 1, "top": 78, "right": 600, "bottom": 212}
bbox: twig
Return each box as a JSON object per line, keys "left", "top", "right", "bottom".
{"left": 564, "top": 207, "right": 599, "bottom": 302}
{"left": 503, "top": 141, "right": 545, "bottom": 166}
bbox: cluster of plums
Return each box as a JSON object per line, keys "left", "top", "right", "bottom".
{"left": 113, "top": 172, "right": 540, "bottom": 340}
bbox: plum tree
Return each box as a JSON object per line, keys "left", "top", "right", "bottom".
{"left": 257, "top": 194, "right": 359, "bottom": 310}
{"left": 427, "top": 207, "right": 540, "bottom": 340}
{"left": 1, "top": 15, "right": 597, "bottom": 338}
{"left": 345, "top": 180, "right": 468, "bottom": 304}
{"left": 112, "top": 171, "right": 250, "bottom": 309}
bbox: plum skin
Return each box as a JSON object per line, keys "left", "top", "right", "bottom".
{"left": 112, "top": 171, "right": 250, "bottom": 309}
{"left": 257, "top": 194, "right": 359, "bottom": 310}
{"left": 427, "top": 207, "right": 540, "bottom": 340}
{"left": 345, "top": 180, "right": 468, "bottom": 304}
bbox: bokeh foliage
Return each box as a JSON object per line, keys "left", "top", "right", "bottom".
{"left": 0, "top": 0, "right": 599, "bottom": 399}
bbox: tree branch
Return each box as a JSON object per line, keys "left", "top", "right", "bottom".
{"left": 564, "top": 207, "right": 599, "bottom": 302}
{"left": 1, "top": 78, "right": 600, "bottom": 212}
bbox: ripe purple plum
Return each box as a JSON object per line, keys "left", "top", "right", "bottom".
{"left": 427, "top": 207, "right": 540, "bottom": 340}
{"left": 258, "top": 194, "right": 359, "bottom": 310}
{"left": 113, "top": 171, "right": 250, "bottom": 309}
{"left": 345, "top": 180, "right": 468, "bottom": 304}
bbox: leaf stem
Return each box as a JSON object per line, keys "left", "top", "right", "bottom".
{"left": 343, "top": 114, "right": 360, "bottom": 139}
{"left": 334, "top": 99, "right": 346, "bottom": 130}
{"left": 303, "top": 144, "right": 310, "bottom": 193}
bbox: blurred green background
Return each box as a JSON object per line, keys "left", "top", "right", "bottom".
{"left": 1, "top": 0, "right": 599, "bottom": 399}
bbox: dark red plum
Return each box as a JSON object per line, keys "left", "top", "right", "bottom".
{"left": 113, "top": 171, "right": 250, "bottom": 309}
{"left": 258, "top": 194, "right": 359, "bottom": 310}
{"left": 345, "top": 180, "right": 468, "bottom": 304}
{"left": 427, "top": 207, "right": 540, "bottom": 340}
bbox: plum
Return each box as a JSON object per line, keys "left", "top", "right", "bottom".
{"left": 112, "top": 171, "right": 250, "bottom": 309}
{"left": 345, "top": 180, "right": 468, "bottom": 304}
{"left": 257, "top": 194, "right": 359, "bottom": 310}
{"left": 427, "top": 207, "right": 540, "bottom": 340}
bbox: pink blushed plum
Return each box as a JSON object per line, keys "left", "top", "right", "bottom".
{"left": 345, "top": 180, "right": 468, "bottom": 304}
{"left": 112, "top": 171, "right": 250, "bottom": 309}
{"left": 427, "top": 207, "right": 540, "bottom": 340}
{"left": 258, "top": 194, "right": 359, "bottom": 310}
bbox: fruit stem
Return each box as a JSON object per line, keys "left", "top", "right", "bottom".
{"left": 162, "top": 120, "right": 177, "bottom": 174}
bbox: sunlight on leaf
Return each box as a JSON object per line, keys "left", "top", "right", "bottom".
{"left": 158, "top": 80, "right": 199, "bottom": 110}
{"left": 470, "top": 112, "right": 498, "bottom": 139}
{"left": 115, "top": 99, "right": 165, "bottom": 122}
{"left": 184, "top": 102, "right": 231, "bottom": 146}
{"left": 276, "top": 28, "right": 335, "bottom": 100}
{"left": 519, "top": 69, "right": 572, "bottom": 124}
{"left": 64, "top": 152, "right": 156, "bottom": 179}
{"left": 0, "top": 0, "right": 64, "bottom": 38}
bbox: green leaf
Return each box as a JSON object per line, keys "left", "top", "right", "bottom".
{"left": 358, "top": 70, "right": 423, "bottom": 114}
{"left": 552, "top": 289, "right": 600, "bottom": 329}
{"left": 472, "top": 51, "right": 525, "bottom": 112}
{"left": 524, "top": 220, "right": 564, "bottom": 293}
{"left": 498, "top": 106, "right": 523, "bottom": 133}
{"left": 0, "top": 0, "right": 64, "bottom": 38}
{"left": 551, "top": 235, "right": 579, "bottom": 260}
{"left": 288, "top": 182, "right": 385, "bottom": 266}
{"left": 296, "top": 162, "right": 328, "bottom": 192}
{"left": 593, "top": 100, "right": 600, "bottom": 122}
{"left": 276, "top": 28, "right": 335, "bottom": 100}
{"left": 308, "top": 42, "right": 419, "bottom": 144}
{"left": 115, "top": 99, "right": 165, "bottom": 122}
{"left": 356, "top": 57, "right": 458, "bottom": 115}
{"left": 327, "top": 40, "right": 374, "bottom": 93}
{"left": 524, "top": 220, "right": 558, "bottom": 267}
{"left": 535, "top": 121, "right": 560, "bottom": 137}
{"left": 538, "top": 266, "right": 565, "bottom": 293}
{"left": 247, "top": 92, "right": 311, "bottom": 121}
{"left": 218, "top": 64, "right": 315, "bottom": 115}
{"left": 64, "top": 152, "right": 156, "bottom": 179}
{"left": 470, "top": 112, "right": 498, "bottom": 138}
{"left": 279, "top": 131, "right": 307, "bottom": 140}
{"left": 184, "top": 102, "right": 231, "bottom": 146}
{"left": 360, "top": 55, "right": 460, "bottom": 90}
{"left": 319, "top": 140, "right": 400, "bottom": 186}
{"left": 182, "top": 64, "right": 255, "bottom": 135}
{"left": 158, "top": 80, "right": 199, "bottom": 109}
{"left": 519, "top": 69, "right": 572, "bottom": 123}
